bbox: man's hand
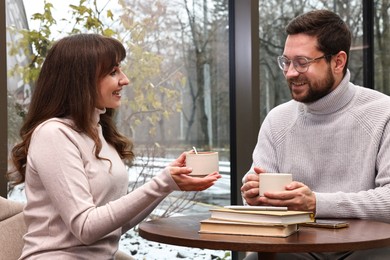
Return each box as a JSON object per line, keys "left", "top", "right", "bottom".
{"left": 240, "top": 167, "right": 265, "bottom": 205}
{"left": 241, "top": 167, "right": 316, "bottom": 212}
{"left": 259, "top": 181, "right": 316, "bottom": 212}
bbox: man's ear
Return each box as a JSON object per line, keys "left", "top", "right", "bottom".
{"left": 333, "top": 51, "right": 347, "bottom": 74}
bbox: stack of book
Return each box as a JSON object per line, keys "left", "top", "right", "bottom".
{"left": 199, "top": 206, "right": 314, "bottom": 237}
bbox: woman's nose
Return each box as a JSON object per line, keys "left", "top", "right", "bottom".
{"left": 120, "top": 73, "right": 130, "bottom": 86}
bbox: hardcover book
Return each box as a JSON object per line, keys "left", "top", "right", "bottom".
{"left": 209, "top": 208, "right": 314, "bottom": 224}
{"left": 199, "top": 218, "right": 299, "bottom": 237}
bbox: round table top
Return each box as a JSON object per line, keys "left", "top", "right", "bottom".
{"left": 138, "top": 213, "right": 390, "bottom": 253}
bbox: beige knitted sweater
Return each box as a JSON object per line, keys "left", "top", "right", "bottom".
{"left": 249, "top": 70, "right": 390, "bottom": 223}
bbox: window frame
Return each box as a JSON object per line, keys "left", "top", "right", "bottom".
{"left": 229, "top": 0, "right": 260, "bottom": 207}
{"left": 1, "top": 0, "right": 7, "bottom": 197}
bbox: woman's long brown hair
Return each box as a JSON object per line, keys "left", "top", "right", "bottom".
{"left": 7, "top": 34, "right": 134, "bottom": 187}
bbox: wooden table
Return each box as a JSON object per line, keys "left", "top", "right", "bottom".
{"left": 139, "top": 213, "right": 390, "bottom": 260}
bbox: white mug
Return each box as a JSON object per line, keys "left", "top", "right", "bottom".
{"left": 186, "top": 152, "right": 219, "bottom": 176}
{"left": 259, "top": 173, "right": 293, "bottom": 196}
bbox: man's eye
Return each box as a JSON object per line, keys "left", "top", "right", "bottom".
{"left": 295, "top": 58, "right": 308, "bottom": 67}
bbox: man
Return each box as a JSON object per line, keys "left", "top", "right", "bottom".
{"left": 241, "top": 9, "right": 390, "bottom": 259}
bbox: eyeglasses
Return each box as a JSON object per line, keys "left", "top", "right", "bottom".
{"left": 277, "top": 55, "right": 331, "bottom": 73}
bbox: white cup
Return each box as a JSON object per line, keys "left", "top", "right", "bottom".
{"left": 259, "top": 173, "right": 293, "bottom": 196}
{"left": 186, "top": 152, "right": 219, "bottom": 176}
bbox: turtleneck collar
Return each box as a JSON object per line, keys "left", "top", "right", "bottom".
{"left": 300, "top": 70, "right": 356, "bottom": 115}
{"left": 94, "top": 107, "right": 106, "bottom": 125}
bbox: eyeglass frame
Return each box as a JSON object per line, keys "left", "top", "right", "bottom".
{"left": 277, "top": 54, "right": 333, "bottom": 73}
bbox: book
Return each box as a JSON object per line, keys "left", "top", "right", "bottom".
{"left": 209, "top": 208, "right": 314, "bottom": 224}
{"left": 199, "top": 218, "right": 298, "bottom": 237}
{"left": 224, "top": 205, "right": 288, "bottom": 211}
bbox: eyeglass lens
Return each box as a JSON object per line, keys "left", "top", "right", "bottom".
{"left": 278, "top": 57, "right": 312, "bottom": 73}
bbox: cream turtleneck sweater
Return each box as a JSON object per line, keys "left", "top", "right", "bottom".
{"left": 20, "top": 109, "right": 180, "bottom": 259}
{"left": 249, "top": 70, "right": 390, "bottom": 223}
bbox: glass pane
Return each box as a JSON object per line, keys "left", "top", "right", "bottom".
{"left": 374, "top": 0, "right": 390, "bottom": 94}
{"left": 259, "top": 1, "right": 364, "bottom": 121}
{"left": 6, "top": 0, "right": 30, "bottom": 163}
{"left": 7, "top": 0, "right": 230, "bottom": 258}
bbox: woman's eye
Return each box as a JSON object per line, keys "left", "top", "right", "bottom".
{"left": 110, "top": 69, "right": 117, "bottom": 76}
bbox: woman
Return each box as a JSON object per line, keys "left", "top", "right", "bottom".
{"left": 7, "top": 33, "right": 221, "bottom": 259}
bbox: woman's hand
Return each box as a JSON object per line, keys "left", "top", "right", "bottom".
{"left": 169, "top": 152, "right": 222, "bottom": 191}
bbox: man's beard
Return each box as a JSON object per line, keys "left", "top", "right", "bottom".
{"left": 288, "top": 66, "right": 335, "bottom": 103}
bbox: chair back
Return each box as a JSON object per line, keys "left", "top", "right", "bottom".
{"left": 0, "top": 196, "right": 26, "bottom": 260}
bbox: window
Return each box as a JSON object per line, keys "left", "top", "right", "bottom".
{"left": 4, "top": 1, "right": 389, "bottom": 258}
{"left": 373, "top": 0, "right": 390, "bottom": 94}
{"left": 6, "top": 0, "right": 230, "bottom": 205}
{"left": 5, "top": 0, "right": 231, "bottom": 257}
